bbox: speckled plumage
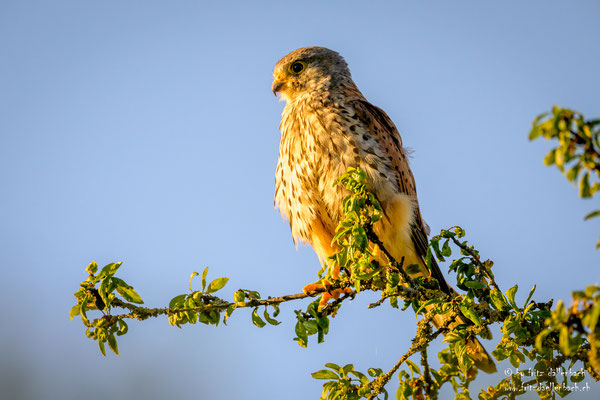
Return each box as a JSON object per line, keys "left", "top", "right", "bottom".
{"left": 271, "top": 47, "right": 496, "bottom": 374}
{"left": 272, "top": 47, "right": 433, "bottom": 277}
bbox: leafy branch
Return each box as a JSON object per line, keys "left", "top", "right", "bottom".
{"left": 70, "top": 108, "right": 600, "bottom": 399}
{"left": 530, "top": 106, "right": 600, "bottom": 248}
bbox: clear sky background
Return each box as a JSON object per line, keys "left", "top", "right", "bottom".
{"left": 1, "top": 1, "right": 599, "bottom": 399}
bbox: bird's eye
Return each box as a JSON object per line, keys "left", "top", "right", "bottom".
{"left": 289, "top": 61, "right": 306, "bottom": 74}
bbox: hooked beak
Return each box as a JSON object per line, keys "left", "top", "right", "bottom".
{"left": 272, "top": 79, "right": 285, "bottom": 96}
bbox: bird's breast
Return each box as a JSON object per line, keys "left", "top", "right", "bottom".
{"left": 275, "top": 100, "right": 347, "bottom": 240}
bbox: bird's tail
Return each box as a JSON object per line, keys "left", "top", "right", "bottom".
{"left": 396, "top": 247, "right": 497, "bottom": 373}
{"left": 369, "top": 212, "right": 497, "bottom": 373}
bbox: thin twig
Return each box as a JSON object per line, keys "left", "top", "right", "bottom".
{"left": 420, "top": 347, "right": 434, "bottom": 397}
{"left": 451, "top": 236, "right": 501, "bottom": 292}
{"left": 368, "top": 285, "right": 419, "bottom": 308}
{"left": 367, "top": 342, "right": 421, "bottom": 400}
{"left": 110, "top": 286, "right": 337, "bottom": 322}
{"left": 366, "top": 311, "right": 454, "bottom": 399}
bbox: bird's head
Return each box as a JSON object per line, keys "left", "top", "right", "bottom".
{"left": 272, "top": 46, "right": 352, "bottom": 102}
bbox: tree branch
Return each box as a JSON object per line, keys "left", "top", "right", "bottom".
{"left": 108, "top": 287, "right": 338, "bottom": 322}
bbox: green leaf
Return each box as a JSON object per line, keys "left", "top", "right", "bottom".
{"left": 98, "top": 338, "right": 106, "bottom": 356}
{"left": 295, "top": 319, "right": 308, "bottom": 348}
{"left": 233, "top": 290, "right": 246, "bottom": 303}
{"left": 354, "top": 262, "right": 384, "bottom": 280}
{"left": 208, "top": 310, "right": 220, "bottom": 325}
{"left": 459, "top": 302, "right": 483, "bottom": 326}
{"left": 430, "top": 238, "right": 444, "bottom": 262}
{"left": 169, "top": 294, "right": 187, "bottom": 308}
{"left": 584, "top": 285, "right": 600, "bottom": 297}
{"left": 490, "top": 289, "right": 508, "bottom": 310}
{"left": 98, "top": 277, "right": 111, "bottom": 310}
{"left": 586, "top": 303, "right": 600, "bottom": 332}
{"left": 491, "top": 347, "right": 507, "bottom": 362}
{"left": 189, "top": 272, "right": 199, "bottom": 292}
{"left": 263, "top": 308, "right": 281, "bottom": 325}
{"left": 566, "top": 164, "right": 581, "bottom": 182}
{"left": 185, "top": 297, "right": 198, "bottom": 324}
{"left": 201, "top": 267, "right": 209, "bottom": 292}
{"left": 523, "top": 285, "right": 536, "bottom": 309}
{"left": 505, "top": 285, "right": 519, "bottom": 310}
{"left": 405, "top": 359, "right": 421, "bottom": 375}
{"left": 455, "top": 392, "right": 472, "bottom": 400}
{"left": 191, "top": 291, "right": 202, "bottom": 303}
{"left": 107, "top": 333, "right": 119, "bottom": 356}
{"left": 529, "top": 125, "right": 542, "bottom": 141}
{"left": 97, "top": 262, "right": 121, "bottom": 279}
{"left": 324, "top": 362, "right": 341, "bottom": 372}
{"left": 452, "top": 226, "right": 465, "bottom": 238}
{"left": 415, "top": 299, "right": 442, "bottom": 316}
{"left": 532, "top": 114, "right": 550, "bottom": 132}
{"left": 110, "top": 277, "right": 126, "bottom": 289}
{"left": 85, "top": 261, "right": 98, "bottom": 275}
{"left": 579, "top": 172, "right": 591, "bottom": 198}
{"left": 304, "top": 320, "right": 318, "bottom": 335}
{"left": 223, "top": 304, "right": 236, "bottom": 325}
{"left": 117, "top": 320, "right": 128, "bottom": 336}
{"left": 332, "top": 226, "right": 351, "bottom": 246}
{"left": 116, "top": 285, "right": 143, "bottom": 304}
{"left": 79, "top": 304, "right": 89, "bottom": 327}
{"left": 342, "top": 364, "right": 354, "bottom": 375}
{"left": 206, "top": 277, "right": 229, "bottom": 294}
{"left": 535, "top": 329, "right": 551, "bottom": 352}
{"left": 351, "top": 224, "right": 368, "bottom": 250}
{"left": 405, "top": 264, "right": 422, "bottom": 275}
{"left": 441, "top": 239, "right": 452, "bottom": 257}
{"left": 197, "top": 312, "right": 208, "bottom": 325}
{"left": 311, "top": 369, "right": 339, "bottom": 380}
{"left": 559, "top": 325, "right": 571, "bottom": 355}
{"left": 251, "top": 307, "right": 266, "bottom": 328}
{"left": 69, "top": 304, "right": 81, "bottom": 321}
{"left": 348, "top": 370, "right": 369, "bottom": 385}
{"left": 464, "top": 281, "right": 487, "bottom": 290}
{"left": 543, "top": 149, "right": 556, "bottom": 166}
{"left": 455, "top": 343, "right": 473, "bottom": 375}
{"left": 508, "top": 349, "right": 525, "bottom": 368}
{"left": 584, "top": 209, "right": 600, "bottom": 220}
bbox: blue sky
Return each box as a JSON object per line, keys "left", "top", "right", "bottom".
{"left": 1, "top": 1, "right": 599, "bottom": 399}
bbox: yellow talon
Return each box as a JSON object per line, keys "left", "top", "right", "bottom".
{"left": 302, "top": 282, "right": 325, "bottom": 295}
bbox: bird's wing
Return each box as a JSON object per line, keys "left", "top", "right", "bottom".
{"left": 350, "top": 99, "right": 451, "bottom": 294}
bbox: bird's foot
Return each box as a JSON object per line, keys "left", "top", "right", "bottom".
{"left": 302, "top": 280, "right": 352, "bottom": 312}
{"left": 302, "top": 281, "right": 329, "bottom": 296}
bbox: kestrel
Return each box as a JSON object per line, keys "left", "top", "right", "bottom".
{"left": 272, "top": 46, "right": 495, "bottom": 373}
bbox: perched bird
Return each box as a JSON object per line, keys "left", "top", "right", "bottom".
{"left": 272, "top": 46, "right": 496, "bottom": 373}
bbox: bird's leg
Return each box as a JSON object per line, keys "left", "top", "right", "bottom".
{"left": 301, "top": 222, "right": 353, "bottom": 310}
{"left": 302, "top": 222, "right": 340, "bottom": 295}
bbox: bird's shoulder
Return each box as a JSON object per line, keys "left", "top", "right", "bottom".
{"left": 340, "top": 98, "right": 417, "bottom": 194}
